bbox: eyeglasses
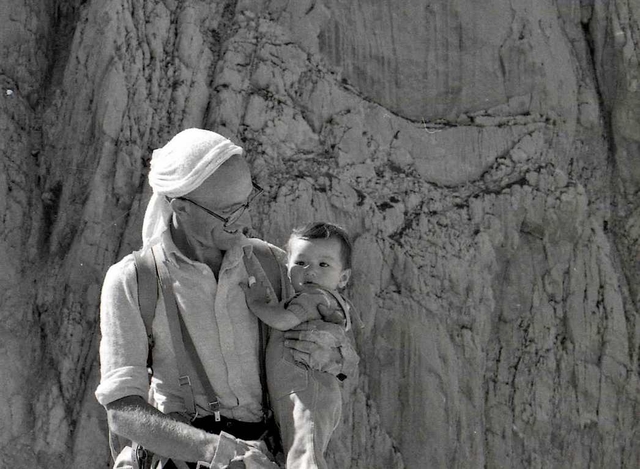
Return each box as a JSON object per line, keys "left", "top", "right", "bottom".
{"left": 175, "top": 181, "right": 263, "bottom": 227}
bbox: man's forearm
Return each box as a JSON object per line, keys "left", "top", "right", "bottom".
{"left": 106, "top": 396, "right": 218, "bottom": 462}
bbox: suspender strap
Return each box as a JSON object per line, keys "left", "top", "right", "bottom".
{"left": 257, "top": 319, "right": 269, "bottom": 420}
{"left": 146, "top": 243, "right": 287, "bottom": 421}
{"left": 133, "top": 249, "right": 159, "bottom": 371}
{"left": 152, "top": 245, "right": 197, "bottom": 418}
{"left": 178, "top": 310, "right": 222, "bottom": 421}
{"left": 325, "top": 289, "right": 353, "bottom": 331}
{"left": 251, "top": 243, "right": 288, "bottom": 418}
{"left": 152, "top": 244, "right": 222, "bottom": 421}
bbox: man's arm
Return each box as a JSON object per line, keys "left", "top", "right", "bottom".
{"left": 98, "top": 259, "right": 219, "bottom": 462}
{"left": 106, "top": 396, "right": 218, "bottom": 462}
{"left": 107, "top": 397, "right": 278, "bottom": 467}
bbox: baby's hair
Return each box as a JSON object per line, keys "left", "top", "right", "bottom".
{"left": 288, "top": 221, "right": 352, "bottom": 270}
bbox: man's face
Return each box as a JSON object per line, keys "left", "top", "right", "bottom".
{"left": 287, "top": 236, "right": 351, "bottom": 292}
{"left": 175, "top": 155, "right": 254, "bottom": 251}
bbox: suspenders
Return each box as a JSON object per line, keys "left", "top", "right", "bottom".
{"left": 133, "top": 242, "right": 281, "bottom": 421}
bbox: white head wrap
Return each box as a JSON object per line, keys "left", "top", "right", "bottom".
{"left": 142, "top": 128, "right": 243, "bottom": 247}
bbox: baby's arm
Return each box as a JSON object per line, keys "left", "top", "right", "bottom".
{"left": 249, "top": 301, "right": 308, "bottom": 331}
{"left": 241, "top": 280, "right": 324, "bottom": 331}
{"left": 288, "top": 290, "right": 346, "bottom": 327}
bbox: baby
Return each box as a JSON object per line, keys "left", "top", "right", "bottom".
{"left": 243, "top": 222, "right": 357, "bottom": 469}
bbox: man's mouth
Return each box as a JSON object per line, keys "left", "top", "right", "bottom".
{"left": 223, "top": 226, "right": 253, "bottom": 237}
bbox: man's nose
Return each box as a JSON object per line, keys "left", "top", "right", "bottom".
{"left": 231, "top": 210, "right": 252, "bottom": 233}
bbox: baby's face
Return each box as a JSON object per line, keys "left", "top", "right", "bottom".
{"left": 287, "top": 237, "right": 350, "bottom": 292}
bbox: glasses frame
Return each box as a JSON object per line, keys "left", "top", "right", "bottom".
{"left": 175, "top": 181, "right": 263, "bottom": 227}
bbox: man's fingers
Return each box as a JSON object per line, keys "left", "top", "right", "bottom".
{"left": 283, "top": 337, "right": 316, "bottom": 354}
{"left": 285, "top": 323, "right": 341, "bottom": 346}
{"left": 289, "top": 347, "right": 341, "bottom": 375}
{"left": 289, "top": 349, "right": 314, "bottom": 369}
{"left": 290, "top": 319, "right": 343, "bottom": 334}
{"left": 284, "top": 318, "right": 358, "bottom": 376}
{"left": 243, "top": 450, "right": 280, "bottom": 469}
{"left": 284, "top": 331, "right": 338, "bottom": 347}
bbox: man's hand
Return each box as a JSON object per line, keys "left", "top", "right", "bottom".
{"left": 231, "top": 440, "right": 277, "bottom": 469}
{"left": 208, "top": 432, "right": 278, "bottom": 469}
{"left": 284, "top": 320, "right": 359, "bottom": 379}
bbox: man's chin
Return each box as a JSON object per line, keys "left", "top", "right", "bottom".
{"left": 207, "top": 231, "right": 246, "bottom": 251}
{"left": 223, "top": 232, "right": 247, "bottom": 249}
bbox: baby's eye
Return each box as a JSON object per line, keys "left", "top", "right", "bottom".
{"left": 295, "top": 261, "right": 306, "bottom": 266}
{"left": 319, "top": 262, "right": 330, "bottom": 267}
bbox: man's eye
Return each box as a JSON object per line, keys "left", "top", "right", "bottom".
{"left": 222, "top": 205, "right": 242, "bottom": 215}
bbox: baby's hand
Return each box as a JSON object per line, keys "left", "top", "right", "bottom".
{"left": 240, "top": 246, "right": 279, "bottom": 307}
{"left": 317, "top": 302, "right": 346, "bottom": 326}
{"left": 239, "top": 275, "right": 278, "bottom": 308}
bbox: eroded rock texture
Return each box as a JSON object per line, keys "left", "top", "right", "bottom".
{"left": 1, "top": 0, "right": 638, "bottom": 468}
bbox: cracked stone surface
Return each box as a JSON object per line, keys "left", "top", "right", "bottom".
{"left": 1, "top": 1, "right": 639, "bottom": 468}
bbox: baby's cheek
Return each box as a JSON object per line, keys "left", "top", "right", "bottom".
{"left": 288, "top": 266, "right": 303, "bottom": 282}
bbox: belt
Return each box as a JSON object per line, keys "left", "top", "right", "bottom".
{"left": 191, "top": 415, "right": 268, "bottom": 441}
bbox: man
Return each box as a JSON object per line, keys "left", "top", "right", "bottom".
{"left": 96, "top": 129, "right": 358, "bottom": 468}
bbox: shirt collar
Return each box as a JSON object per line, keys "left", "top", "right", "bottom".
{"left": 219, "top": 238, "right": 255, "bottom": 273}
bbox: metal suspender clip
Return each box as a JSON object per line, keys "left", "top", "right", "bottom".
{"left": 178, "top": 375, "right": 192, "bottom": 387}
{"left": 209, "top": 397, "right": 221, "bottom": 422}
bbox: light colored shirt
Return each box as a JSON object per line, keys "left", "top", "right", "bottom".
{"left": 95, "top": 229, "right": 285, "bottom": 422}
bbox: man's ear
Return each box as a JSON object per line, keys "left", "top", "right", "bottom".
{"left": 168, "top": 197, "right": 188, "bottom": 215}
{"left": 338, "top": 269, "right": 351, "bottom": 289}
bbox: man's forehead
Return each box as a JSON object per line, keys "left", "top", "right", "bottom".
{"left": 187, "top": 156, "right": 252, "bottom": 203}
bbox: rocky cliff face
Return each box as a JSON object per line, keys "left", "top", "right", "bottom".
{"left": 1, "top": 0, "right": 638, "bottom": 468}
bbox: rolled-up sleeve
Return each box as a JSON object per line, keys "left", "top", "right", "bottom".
{"left": 95, "top": 256, "right": 150, "bottom": 406}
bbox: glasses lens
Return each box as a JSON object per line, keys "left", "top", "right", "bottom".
{"left": 224, "top": 184, "right": 262, "bottom": 227}
{"left": 225, "top": 206, "right": 246, "bottom": 226}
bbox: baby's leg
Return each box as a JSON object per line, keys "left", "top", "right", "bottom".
{"left": 272, "top": 371, "right": 341, "bottom": 469}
